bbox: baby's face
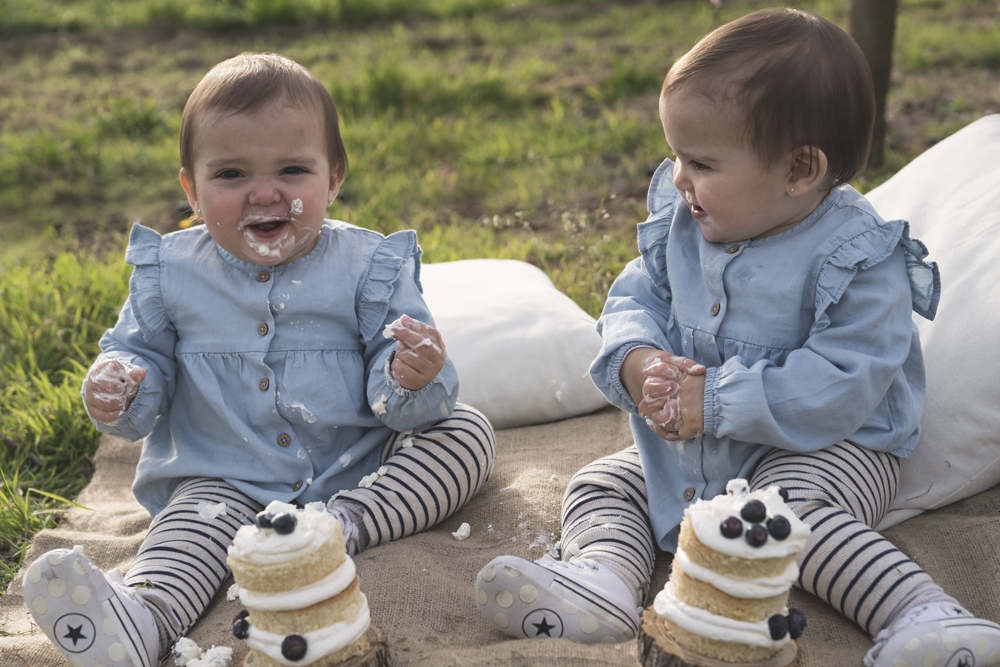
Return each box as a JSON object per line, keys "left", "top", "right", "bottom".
{"left": 180, "top": 102, "right": 340, "bottom": 266}
{"left": 660, "top": 88, "right": 804, "bottom": 244}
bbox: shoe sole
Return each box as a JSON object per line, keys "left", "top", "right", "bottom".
{"left": 875, "top": 608, "right": 1000, "bottom": 667}
{"left": 474, "top": 557, "right": 638, "bottom": 644}
{"left": 23, "top": 548, "right": 154, "bottom": 667}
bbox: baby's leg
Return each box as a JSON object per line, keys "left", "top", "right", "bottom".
{"left": 559, "top": 445, "right": 655, "bottom": 606}
{"left": 750, "top": 444, "right": 1000, "bottom": 667}
{"left": 474, "top": 446, "right": 650, "bottom": 643}
{"left": 330, "top": 403, "right": 494, "bottom": 551}
{"left": 23, "top": 477, "right": 261, "bottom": 666}
{"left": 124, "top": 478, "right": 263, "bottom": 652}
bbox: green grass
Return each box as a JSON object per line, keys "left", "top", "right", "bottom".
{"left": 0, "top": 0, "right": 997, "bottom": 597}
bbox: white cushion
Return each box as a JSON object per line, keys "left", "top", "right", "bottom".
{"left": 420, "top": 259, "right": 609, "bottom": 430}
{"left": 868, "top": 114, "right": 1000, "bottom": 530}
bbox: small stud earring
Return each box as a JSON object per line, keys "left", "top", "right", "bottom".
{"left": 789, "top": 188, "right": 795, "bottom": 193}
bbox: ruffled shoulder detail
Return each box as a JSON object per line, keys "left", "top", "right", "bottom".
{"left": 646, "top": 158, "right": 678, "bottom": 217}
{"left": 357, "top": 229, "right": 420, "bottom": 342}
{"left": 124, "top": 224, "right": 170, "bottom": 341}
{"left": 813, "top": 219, "right": 941, "bottom": 334}
{"left": 637, "top": 158, "right": 678, "bottom": 286}
{"left": 897, "top": 223, "right": 940, "bottom": 320}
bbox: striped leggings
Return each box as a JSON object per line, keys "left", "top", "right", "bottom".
{"left": 562, "top": 441, "right": 948, "bottom": 637}
{"left": 124, "top": 404, "right": 494, "bottom": 654}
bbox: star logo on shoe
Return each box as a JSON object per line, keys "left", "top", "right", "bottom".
{"left": 64, "top": 624, "right": 87, "bottom": 646}
{"left": 533, "top": 617, "right": 557, "bottom": 637}
{"left": 54, "top": 613, "right": 96, "bottom": 653}
{"left": 522, "top": 609, "right": 563, "bottom": 639}
{"left": 945, "top": 649, "right": 975, "bottom": 667}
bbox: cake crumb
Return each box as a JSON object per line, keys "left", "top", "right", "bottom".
{"left": 382, "top": 316, "right": 406, "bottom": 339}
{"left": 371, "top": 395, "right": 388, "bottom": 414}
{"left": 172, "top": 637, "right": 203, "bottom": 666}
{"left": 452, "top": 522, "right": 471, "bottom": 540}
{"left": 226, "top": 583, "right": 240, "bottom": 601}
{"left": 189, "top": 646, "right": 233, "bottom": 667}
{"left": 197, "top": 502, "right": 227, "bottom": 520}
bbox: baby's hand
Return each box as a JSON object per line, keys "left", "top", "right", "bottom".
{"left": 85, "top": 360, "right": 146, "bottom": 423}
{"left": 639, "top": 370, "right": 706, "bottom": 442}
{"left": 622, "top": 350, "right": 705, "bottom": 441}
{"left": 383, "top": 315, "right": 446, "bottom": 391}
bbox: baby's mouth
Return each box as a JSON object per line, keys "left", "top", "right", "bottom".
{"left": 240, "top": 216, "right": 289, "bottom": 238}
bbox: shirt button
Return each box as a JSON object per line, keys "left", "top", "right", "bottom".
{"left": 277, "top": 433, "right": 291, "bottom": 447}
{"left": 711, "top": 303, "right": 720, "bottom": 316}
{"left": 257, "top": 271, "right": 270, "bottom": 282}
{"left": 259, "top": 378, "right": 269, "bottom": 391}
{"left": 258, "top": 323, "right": 269, "bottom": 336}
{"left": 292, "top": 480, "right": 303, "bottom": 491}
{"left": 726, "top": 245, "right": 739, "bottom": 254}
{"left": 684, "top": 488, "right": 696, "bottom": 501}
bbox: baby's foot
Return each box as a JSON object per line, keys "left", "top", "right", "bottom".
{"left": 865, "top": 601, "right": 1000, "bottom": 667}
{"left": 23, "top": 546, "right": 160, "bottom": 667}
{"left": 327, "top": 504, "right": 363, "bottom": 556}
{"left": 474, "top": 554, "right": 640, "bottom": 644}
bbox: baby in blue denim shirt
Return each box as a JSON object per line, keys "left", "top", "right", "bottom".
{"left": 476, "top": 9, "right": 1000, "bottom": 666}
{"left": 24, "top": 53, "right": 495, "bottom": 667}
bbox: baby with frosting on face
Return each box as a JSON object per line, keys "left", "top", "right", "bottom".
{"left": 22, "top": 52, "right": 495, "bottom": 667}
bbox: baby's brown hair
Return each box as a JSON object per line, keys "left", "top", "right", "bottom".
{"left": 180, "top": 52, "right": 348, "bottom": 183}
{"left": 662, "top": 8, "right": 875, "bottom": 186}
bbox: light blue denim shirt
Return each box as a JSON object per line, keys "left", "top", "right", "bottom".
{"left": 591, "top": 159, "right": 940, "bottom": 552}
{"left": 85, "top": 221, "right": 459, "bottom": 517}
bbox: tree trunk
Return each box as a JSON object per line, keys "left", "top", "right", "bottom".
{"left": 850, "top": 0, "right": 899, "bottom": 169}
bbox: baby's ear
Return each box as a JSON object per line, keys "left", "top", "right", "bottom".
{"left": 179, "top": 168, "right": 196, "bottom": 204}
{"left": 788, "top": 146, "right": 829, "bottom": 195}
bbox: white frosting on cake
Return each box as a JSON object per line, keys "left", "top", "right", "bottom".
{"left": 687, "top": 479, "right": 810, "bottom": 559}
{"left": 654, "top": 582, "right": 788, "bottom": 649}
{"left": 246, "top": 595, "right": 371, "bottom": 666}
{"left": 238, "top": 558, "right": 356, "bottom": 612}
{"left": 674, "top": 546, "right": 799, "bottom": 599}
{"left": 228, "top": 501, "right": 337, "bottom": 565}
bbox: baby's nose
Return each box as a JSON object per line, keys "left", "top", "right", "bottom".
{"left": 247, "top": 180, "right": 281, "bottom": 206}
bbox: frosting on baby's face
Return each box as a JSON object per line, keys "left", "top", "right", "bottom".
{"left": 686, "top": 479, "right": 810, "bottom": 560}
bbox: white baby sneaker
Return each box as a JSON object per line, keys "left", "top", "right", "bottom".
{"left": 23, "top": 546, "right": 160, "bottom": 667}
{"left": 865, "top": 601, "right": 1000, "bottom": 667}
{"left": 474, "top": 554, "right": 641, "bottom": 644}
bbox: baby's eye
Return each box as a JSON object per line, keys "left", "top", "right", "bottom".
{"left": 216, "top": 169, "right": 242, "bottom": 179}
{"left": 690, "top": 161, "right": 710, "bottom": 172}
{"left": 282, "top": 166, "right": 308, "bottom": 175}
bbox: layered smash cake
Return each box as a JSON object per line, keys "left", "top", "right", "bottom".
{"left": 227, "top": 501, "right": 370, "bottom": 666}
{"left": 652, "top": 480, "right": 810, "bottom": 663}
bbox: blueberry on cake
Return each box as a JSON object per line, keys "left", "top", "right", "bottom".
{"left": 652, "top": 479, "right": 810, "bottom": 663}
{"left": 227, "top": 501, "right": 370, "bottom": 666}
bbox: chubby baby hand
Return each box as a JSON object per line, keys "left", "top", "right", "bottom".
{"left": 383, "top": 315, "right": 446, "bottom": 391}
{"left": 640, "top": 371, "right": 706, "bottom": 442}
{"left": 630, "top": 352, "right": 706, "bottom": 441}
{"left": 85, "top": 359, "right": 146, "bottom": 423}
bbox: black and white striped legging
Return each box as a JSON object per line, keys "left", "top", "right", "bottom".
{"left": 124, "top": 404, "right": 495, "bottom": 654}
{"left": 561, "top": 441, "right": 942, "bottom": 637}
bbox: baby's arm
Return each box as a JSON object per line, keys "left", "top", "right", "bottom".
{"left": 82, "top": 296, "right": 177, "bottom": 440}
{"left": 382, "top": 315, "right": 446, "bottom": 391}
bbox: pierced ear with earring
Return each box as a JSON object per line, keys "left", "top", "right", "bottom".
{"left": 789, "top": 188, "right": 795, "bottom": 194}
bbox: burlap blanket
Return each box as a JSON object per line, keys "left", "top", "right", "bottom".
{"left": 3, "top": 407, "right": 999, "bottom": 667}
